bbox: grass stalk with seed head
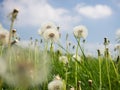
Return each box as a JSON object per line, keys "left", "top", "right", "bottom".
{"left": 97, "top": 49, "right": 102, "bottom": 90}
{"left": 8, "top": 9, "right": 18, "bottom": 48}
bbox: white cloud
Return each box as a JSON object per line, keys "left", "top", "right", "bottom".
{"left": 75, "top": 4, "right": 112, "bottom": 19}
{"left": 0, "top": 0, "right": 80, "bottom": 31}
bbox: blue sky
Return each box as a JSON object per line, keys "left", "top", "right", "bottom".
{"left": 0, "top": 0, "right": 120, "bottom": 45}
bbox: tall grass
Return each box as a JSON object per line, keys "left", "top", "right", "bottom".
{"left": 0, "top": 9, "right": 120, "bottom": 89}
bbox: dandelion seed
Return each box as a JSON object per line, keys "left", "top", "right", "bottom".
{"left": 48, "top": 75, "right": 63, "bottom": 90}
{"left": 73, "top": 25, "right": 88, "bottom": 39}
{"left": 59, "top": 55, "right": 68, "bottom": 64}
{"left": 43, "top": 28, "right": 60, "bottom": 42}
{"left": 57, "top": 26, "right": 60, "bottom": 31}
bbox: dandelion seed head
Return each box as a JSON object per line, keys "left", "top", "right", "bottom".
{"left": 38, "top": 22, "right": 57, "bottom": 36}
{"left": 73, "top": 25, "right": 88, "bottom": 39}
{"left": 43, "top": 28, "right": 60, "bottom": 42}
{"left": 1, "top": 47, "right": 50, "bottom": 87}
{"left": 72, "top": 54, "right": 81, "bottom": 62}
{"left": 48, "top": 75, "right": 63, "bottom": 90}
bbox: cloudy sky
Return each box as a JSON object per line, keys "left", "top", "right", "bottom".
{"left": 0, "top": 0, "right": 120, "bottom": 49}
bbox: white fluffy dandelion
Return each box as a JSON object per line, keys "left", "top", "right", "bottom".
{"left": 48, "top": 75, "right": 64, "bottom": 90}
{"left": 114, "top": 44, "right": 120, "bottom": 55}
{"left": 0, "top": 47, "right": 50, "bottom": 88}
{"left": 59, "top": 55, "right": 68, "bottom": 64}
{"left": 0, "top": 24, "right": 9, "bottom": 45}
{"left": 73, "top": 25, "right": 88, "bottom": 39}
{"left": 43, "top": 28, "right": 60, "bottom": 42}
{"left": 38, "top": 22, "right": 58, "bottom": 35}
{"left": 72, "top": 54, "right": 81, "bottom": 62}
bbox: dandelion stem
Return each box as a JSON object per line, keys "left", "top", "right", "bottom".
{"left": 8, "top": 20, "right": 14, "bottom": 48}
{"left": 65, "top": 65, "right": 68, "bottom": 90}
{"left": 97, "top": 50, "right": 102, "bottom": 90}
{"left": 105, "top": 57, "right": 111, "bottom": 90}
{"left": 75, "top": 39, "right": 79, "bottom": 90}
{"left": 75, "top": 37, "right": 86, "bottom": 60}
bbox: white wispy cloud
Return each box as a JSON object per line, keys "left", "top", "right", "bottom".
{"left": 0, "top": 0, "right": 80, "bottom": 31}
{"left": 75, "top": 4, "right": 112, "bottom": 19}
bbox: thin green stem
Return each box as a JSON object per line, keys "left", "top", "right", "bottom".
{"left": 75, "top": 39, "right": 79, "bottom": 90}
{"left": 65, "top": 65, "right": 68, "bottom": 90}
{"left": 98, "top": 56, "right": 102, "bottom": 90}
{"left": 105, "top": 58, "right": 111, "bottom": 90}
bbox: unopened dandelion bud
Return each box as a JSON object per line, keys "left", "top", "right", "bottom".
{"left": 78, "top": 81, "right": 81, "bottom": 86}
{"left": 35, "top": 39, "right": 38, "bottom": 46}
{"left": 12, "top": 8, "right": 19, "bottom": 21}
{"left": 68, "top": 42, "right": 71, "bottom": 46}
{"left": 77, "top": 81, "right": 82, "bottom": 90}
{"left": 55, "top": 75, "right": 61, "bottom": 80}
{"left": 40, "top": 39, "right": 43, "bottom": 43}
{"left": 13, "top": 8, "right": 19, "bottom": 14}
{"left": 104, "top": 37, "right": 107, "bottom": 43}
{"left": 11, "top": 39, "right": 18, "bottom": 46}
{"left": 30, "top": 37, "right": 32, "bottom": 40}
{"left": 83, "top": 39, "right": 86, "bottom": 43}
{"left": 97, "top": 49, "right": 101, "bottom": 56}
{"left": 12, "top": 29, "right": 16, "bottom": 33}
{"left": 57, "top": 26, "right": 60, "bottom": 31}
{"left": 116, "top": 56, "right": 119, "bottom": 64}
{"left": 104, "top": 37, "right": 109, "bottom": 46}
{"left": 30, "top": 37, "right": 33, "bottom": 45}
{"left": 72, "top": 45, "right": 75, "bottom": 50}
{"left": 88, "top": 79, "right": 92, "bottom": 87}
